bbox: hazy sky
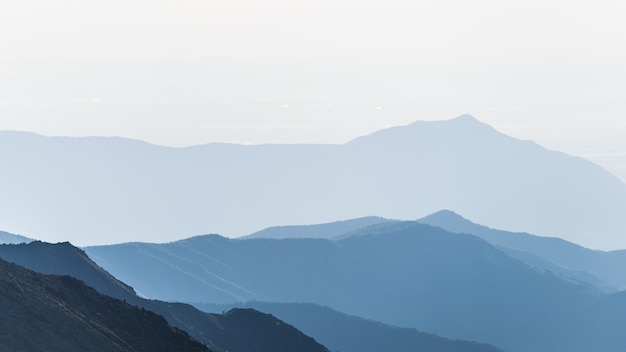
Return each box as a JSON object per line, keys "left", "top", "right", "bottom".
{"left": 1, "top": 0, "right": 626, "bottom": 179}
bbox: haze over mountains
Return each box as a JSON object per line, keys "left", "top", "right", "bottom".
{"left": 3, "top": 114, "right": 626, "bottom": 350}
{"left": 2, "top": 115, "right": 626, "bottom": 249}
{"left": 244, "top": 216, "right": 391, "bottom": 240}
{"left": 0, "top": 256, "right": 210, "bottom": 352}
{"left": 0, "top": 240, "right": 499, "bottom": 352}
{"left": 418, "top": 210, "right": 626, "bottom": 292}
{"left": 0, "top": 241, "right": 332, "bottom": 352}
{"left": 238, "top": 210, "right": 626, "bottom": 293}
{"left": 197, "top": 301, "right": 503, "bottom": 352}
{"left": 85, "top": 220, "right": 626, "bottom": 352}
{"left": 4, "top": 209, "right": 624, "bottom": 352}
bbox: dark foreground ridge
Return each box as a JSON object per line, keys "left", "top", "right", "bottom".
{"left": 0, "top": 241, "right": 330, "bottom": 352}
{"left": 0, "top": 257, "right": 210, "bottom": 352}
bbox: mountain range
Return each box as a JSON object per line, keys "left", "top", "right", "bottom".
{"left": 236, "top": 210, "right": 626, "bottom": 292}
{"left": 0, "top": 239, "right": 503, "bottom": 352}
{"left": 0, "top": 256, "right": 210, "bottom": 352}
{"left": 84, "top": 219, "right": 626, "bottom": 352}
{"left": 418, "top": 210, "right": 626, "bottom": 292}
{"left": 2, "top": 115, "right": 626, "bottom": 249}
{"left": 4, "top": 113, "right": 626, "bottom": 352}
{"left": 0, "top": 241, "right": 330, "bottom": 352}
{"left": 196, "top": 301, "right": 503, "bottom": 352}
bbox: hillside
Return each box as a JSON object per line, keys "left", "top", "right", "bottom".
{"left": 0, "top": 241, "right": 136, "bottom": 298}
{"left": 0, "top": 257, "right": 210, "bottom": 352}
{"left": 2, "top": 115, "right": 626, "bottom": 249}
{"left": 197, "top": 302, "right": 504, "bottom": 352}
{"left": 419, "top": 210, "right": 626, "bottom": 291}
{"left": 0, "top": 241, "right": 330, "bottom": 352}
{"left": 86, "top": 223, "right": 613, "bottom": 352}
{"left": 0, "top": 239, "right": 501, "bottom": 352}
{"left": 202, "top": 308, "right": 330, "bottom": 352}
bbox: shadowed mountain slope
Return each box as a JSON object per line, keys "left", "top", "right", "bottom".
{"left": 0, "top": 241, "right": 330, "bottom": 352}
{"left": 86, "top": 223, "right": 617, "bottom": 352}
{"left": 419, "top": 210, "right": 626, "bottom": 291}
{"left": 0, "top": 237, "right": 499, "bottom": 352}
{"left": 3, "top": 115, "right": 626, "bottom": 249}
{"left": 0, "top": 241, "right": 136, "bottom": 299}
{"left": 202, "top": 308, "right": 331, "bottom": 352}
{"left": 0, "top": 257, "right": 210, "bottom": 352}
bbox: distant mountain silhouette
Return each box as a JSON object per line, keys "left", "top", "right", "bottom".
{"left": 3, "top": 115, "right": 626, "bottom": 249}
{"left": 196, "top": 301, "right": 504, "bottom": 352}
{"left": 0, "top": 257, "right": 210, "bottom": 352}
{"left": 243, "top": 210, "right": 626, "bottom": 292}
{"left": 419, "top": 210, "right": 626, "bottom": 291}
{"left": 86, "top": 223, "right": 619, "bottom": 352}
{"left": 0, "top": 230, "right": 33, "bottom": 244}
{"left": 243, "top": 216, "right": 391, "bottom": 239}
{"left": 0, "top": 241, "right": 330, "bottom": 352}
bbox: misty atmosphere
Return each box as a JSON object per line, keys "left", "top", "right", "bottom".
{"left": 2, "top": 1, "right": 626, "bottom": 351}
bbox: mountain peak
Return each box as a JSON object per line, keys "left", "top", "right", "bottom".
{"left": 405, "top": 114, "right": 491, "bottom": 131}
{"left": 346, "top": 114, "right": 502, "bottom": 151}
{"left": 420, "top": 209, "right": 469, "bottom": 222}
{"left": 418, "top": 209, "right": 484, "bottom": 233}
{"left": 451, "top": 114, "right": 479, "bottom": 122}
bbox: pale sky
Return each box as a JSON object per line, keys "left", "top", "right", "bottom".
{"left": 1, "top": 0, "right": 626, "bottom": 180}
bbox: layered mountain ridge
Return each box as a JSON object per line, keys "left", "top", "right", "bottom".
{"left": 84, "top": 220, "right": 626, "bottom": 352}
{"left": 196, "top": 301, "right": 504, "bottom": 352}
{"left": 418, "top": 210, "right": 626, "bottom": 291}
{"left": 0, "top": 236, "right": 504, "bottom": 352}
{"left": 2, "top": 115, "right": 626, "bottom": 249}
{"left": 0, "top": 241, "right": 330, "bottom": 352}
{"left": 0, "top": 257, "right": 211, "bottom": 352}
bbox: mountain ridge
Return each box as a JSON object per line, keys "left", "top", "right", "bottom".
{"left": 418, "top": 209, "right": 626, "bottom": 291}
{"left": 0, "top": 230, "right": 33, "bottom": 244}
{"left": 1, "top": 115, "right": 487, "bottom": 147}
{"left": 196, "top": 301, "right": 504, "bottom": 352}
{"left": 0, "top": 238, "right": 503, "bottom": 352}
{"left": 85, "top": 222, "right": 613, "bottom": 352}
{"left": 0, "top": 256, "right": 211, "bottom": 352}
{"left": 3, "top": 115, "right": 626, "bottom": 249}
{"left": 242, "top": 216, "right": 391, "bottom": 239}
{"left": 0, "top": 240, "right": 331, "bottom": 352}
